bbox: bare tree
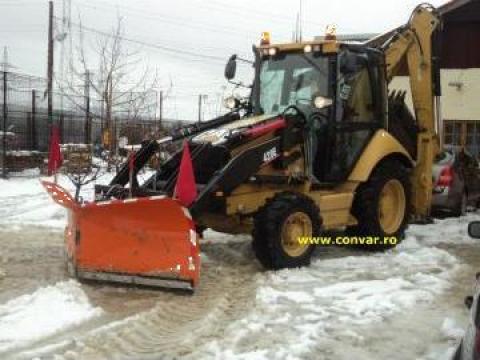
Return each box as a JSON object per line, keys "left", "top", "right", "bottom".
{"left": 58, "top": 16, "right": 171, "bottom": 152}
{"left": 66, "top": 163, "right": 102, "bottom": 202}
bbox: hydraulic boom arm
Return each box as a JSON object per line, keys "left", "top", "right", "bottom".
{"left": 368, "top": 4, "right": 441, "bottom": 219}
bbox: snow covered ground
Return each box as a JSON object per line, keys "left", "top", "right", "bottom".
{"left": 0, "top": 173, "right": 479, "bottom": 359}
{"left": 0, "top": 281, "right": 102, "bottom": 354}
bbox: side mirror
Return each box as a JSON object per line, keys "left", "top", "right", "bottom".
{"left": 468, "top": 221, "right": 480, "bottom": 239}
{"left": 225, "top": 55, "right": 237, "bottom": 81}
{"left": 313, "top": 95, "right": 333, "bottom": 110}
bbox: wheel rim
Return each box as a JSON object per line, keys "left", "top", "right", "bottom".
{"left": 378, "top": 179, "right": 406, "bottom": 234}
{"left": 281, "top": 212, "right": 312, "bottom": 257}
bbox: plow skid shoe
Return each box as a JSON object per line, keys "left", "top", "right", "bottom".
{"left": 42, "top": 181, "right": 200, "bottom": 290}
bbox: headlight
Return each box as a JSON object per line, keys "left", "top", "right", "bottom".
{"left": 313, "top": 95, "right": 333, "bottom": 109}
{"left": 224, "top": 96, "right": 239, "bottom": 110}
{"left": 268, "top": 47, "right": 277, "bottom": 56}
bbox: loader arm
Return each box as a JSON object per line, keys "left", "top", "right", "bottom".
{"left": 368, "top": 4, "right": 441, "bottom": 219}
{"left": 105, "top": 111, "right": 241, "bottom": 194}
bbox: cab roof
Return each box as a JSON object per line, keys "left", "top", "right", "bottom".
{"left": 256, "top": 40, "right": 369, "bottom": 54}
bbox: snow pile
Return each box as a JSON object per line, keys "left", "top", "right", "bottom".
{"left": 202, "top": 238, "right": 460, "bottom": 359}
{"left": 6, "top": 150, "right": 42, "bottom": 157}
{"left": 422, "top": 318, "right": 465, "bottom": 360}
{"left": 0, "top": 177, "right": 46, "bottom": 199}
{"left": 0, "top": 176, "right": 69, "bottom": 229}
{"left": 0, "top": 131, "right": 14, "bottom": 137}
{"left": 441, "top": 317, "right": 465, "bottom": 340}
{"left": 0, "top": 280, "right": 102, "bottom": 353}
{"left": 202, "top": 230, "right": 250, "bottom": 245}
{"left": 408, "top": 212, "right": 480, "bottom": 246}
{"left": 0, "top": 173, "right": 113, "bottom": 229}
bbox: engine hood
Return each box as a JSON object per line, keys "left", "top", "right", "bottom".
{"left": 191, "top": 114, "right": 277, "bottom": 146}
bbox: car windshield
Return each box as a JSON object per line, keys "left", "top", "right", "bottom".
{"left": 256, "top": 53, "right": 329, "bottom": 116}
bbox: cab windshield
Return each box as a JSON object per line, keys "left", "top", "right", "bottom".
{"left": 256, "top": 53, "right": 330, "bottom": 116}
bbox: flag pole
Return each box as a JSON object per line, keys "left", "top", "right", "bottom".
{"left": 129, "top": 150, "right": 134, "bottom": 198}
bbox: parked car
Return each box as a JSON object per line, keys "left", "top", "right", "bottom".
{"left": 452, "top": 222, "right": 480, "bottom": 360}
{"left": 432, "top": 149, "right": 480, "bottom": 216}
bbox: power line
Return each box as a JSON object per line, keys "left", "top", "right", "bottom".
{"left": 55, "top": 16, "right": 229, "bottom": 63}
{"left": 0, "top": 29, "right": 45, "bottom": 33}
{"left": 78, "top": 1, "right": 259, "bottom": 42}
{"left": 77, "top": 0, "right": 298, "bottom": 40}
{"left": 75, "top": 2, "right": 250, "bottom": 56}
{"left": 0, "top": 0, "right": 44, "bottom": 6}
{"left": 201, "top": 0, "right": 359, "bottom": 34}
{"left": 196, "top": 1, "right": 314, "bottom": 28}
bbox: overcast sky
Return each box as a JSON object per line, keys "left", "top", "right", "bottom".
{"left": 0, "top": 0, "right": 449, "bottom": 120}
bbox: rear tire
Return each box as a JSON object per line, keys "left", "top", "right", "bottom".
{"left": 252, "top": 192, "right": 322, "bottom": 270}
{"left": 347, "top": 160, "right": 411, "bottom": 250}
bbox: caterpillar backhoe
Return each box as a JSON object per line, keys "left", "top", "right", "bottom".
{"left": 44, "top": 4, "right": 442, "bottom": 291}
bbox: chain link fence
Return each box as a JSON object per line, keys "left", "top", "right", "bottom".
{"left": 1, "top": 71, "right": 186, "bottom": 176}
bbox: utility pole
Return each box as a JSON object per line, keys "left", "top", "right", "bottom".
{"left": 198, "top": 94, "right": 207, "bottom": 123}
{"left": 1, "top": 47, "right": 7, "bottom": 72}
{"left": 294, "top": 0, "right": 303, "bottom": 42}
{"left": 0, "top": 47, "right": 15, "bottom": 73}
{"left": 47, "top": 1, "right": 54, "bottom": 127}
{"left": 59, "top": 0, "right": 72, "bottom": 114}
{"left": 84, "top": 71, "right": 91, "bottom": 144}
{"left": 158, "top": 90, "right": 163, "bottom": 130}
{"left": 2, "top": 72, "right": 7, "bottom": 178}
{"left": 299, "top": 0, "right": 303, "bottom": 42}
{"left": 198, "top": 94, "right": 202, "bottom": 123}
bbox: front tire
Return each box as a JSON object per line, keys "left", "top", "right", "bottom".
{"left": 347, "top": 160, "right": 411, "bottom": 250}
{"left": 252, "top": 192, "right": 322, "bottom": 270}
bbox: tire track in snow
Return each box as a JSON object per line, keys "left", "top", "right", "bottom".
{"left": 14, "top": 238, "right": 261, "bottom": 360}
{"left": 0, "top": 228, "right": 66, "bottom": 304}
{"left": 17, "top": 236, "right": 462, "bottom": 360}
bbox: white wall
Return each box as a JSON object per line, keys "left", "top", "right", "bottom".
{"left": 390, "top": 69, "right": 480, "bottom": 121}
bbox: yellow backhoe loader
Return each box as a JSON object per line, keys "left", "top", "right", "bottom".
{"left": 44, "top": 4, "right": 442, "bottom": 290}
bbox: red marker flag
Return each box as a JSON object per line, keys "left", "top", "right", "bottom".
{"left": 174, "top": 141, "right": 197, "bottom": 207}
{"left": 47, "top": 125, "right": 63, "bottom": 176}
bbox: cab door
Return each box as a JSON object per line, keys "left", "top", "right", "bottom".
{"left": 321, "top": 50, "right": 386, "bottom": 183}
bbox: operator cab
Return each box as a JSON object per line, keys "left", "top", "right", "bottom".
{"left": 256, "top": 41, "right": 387, "bottom": 184}
{"left": 225, "top": 37, "right": 387, "bottom": 184}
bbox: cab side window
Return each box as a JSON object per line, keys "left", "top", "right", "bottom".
{"left": 324, "top": 51, "right": 378, "bottom": 182}
{"left": 338, "top": 52, "right": 375, "bottom": 123}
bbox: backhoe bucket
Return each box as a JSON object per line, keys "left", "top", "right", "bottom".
{"left": 42, "top": 181, "right": 200, "bottom": 290}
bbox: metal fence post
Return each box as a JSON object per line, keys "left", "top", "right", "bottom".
{"left": 27, "top": 112, "right": 32, "bottom": 150}
{"left": 59, "top": 113, "right": 64, "bottom": 143}
{"left": 31, "top": 90, "right": 37, "bottom": 151}
{"left": 2, "top": 71, "right": 7, "bottom": 178}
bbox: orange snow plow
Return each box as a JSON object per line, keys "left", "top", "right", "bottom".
{"left": 42, "top": 180, "right": 200, "bottom": 291}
